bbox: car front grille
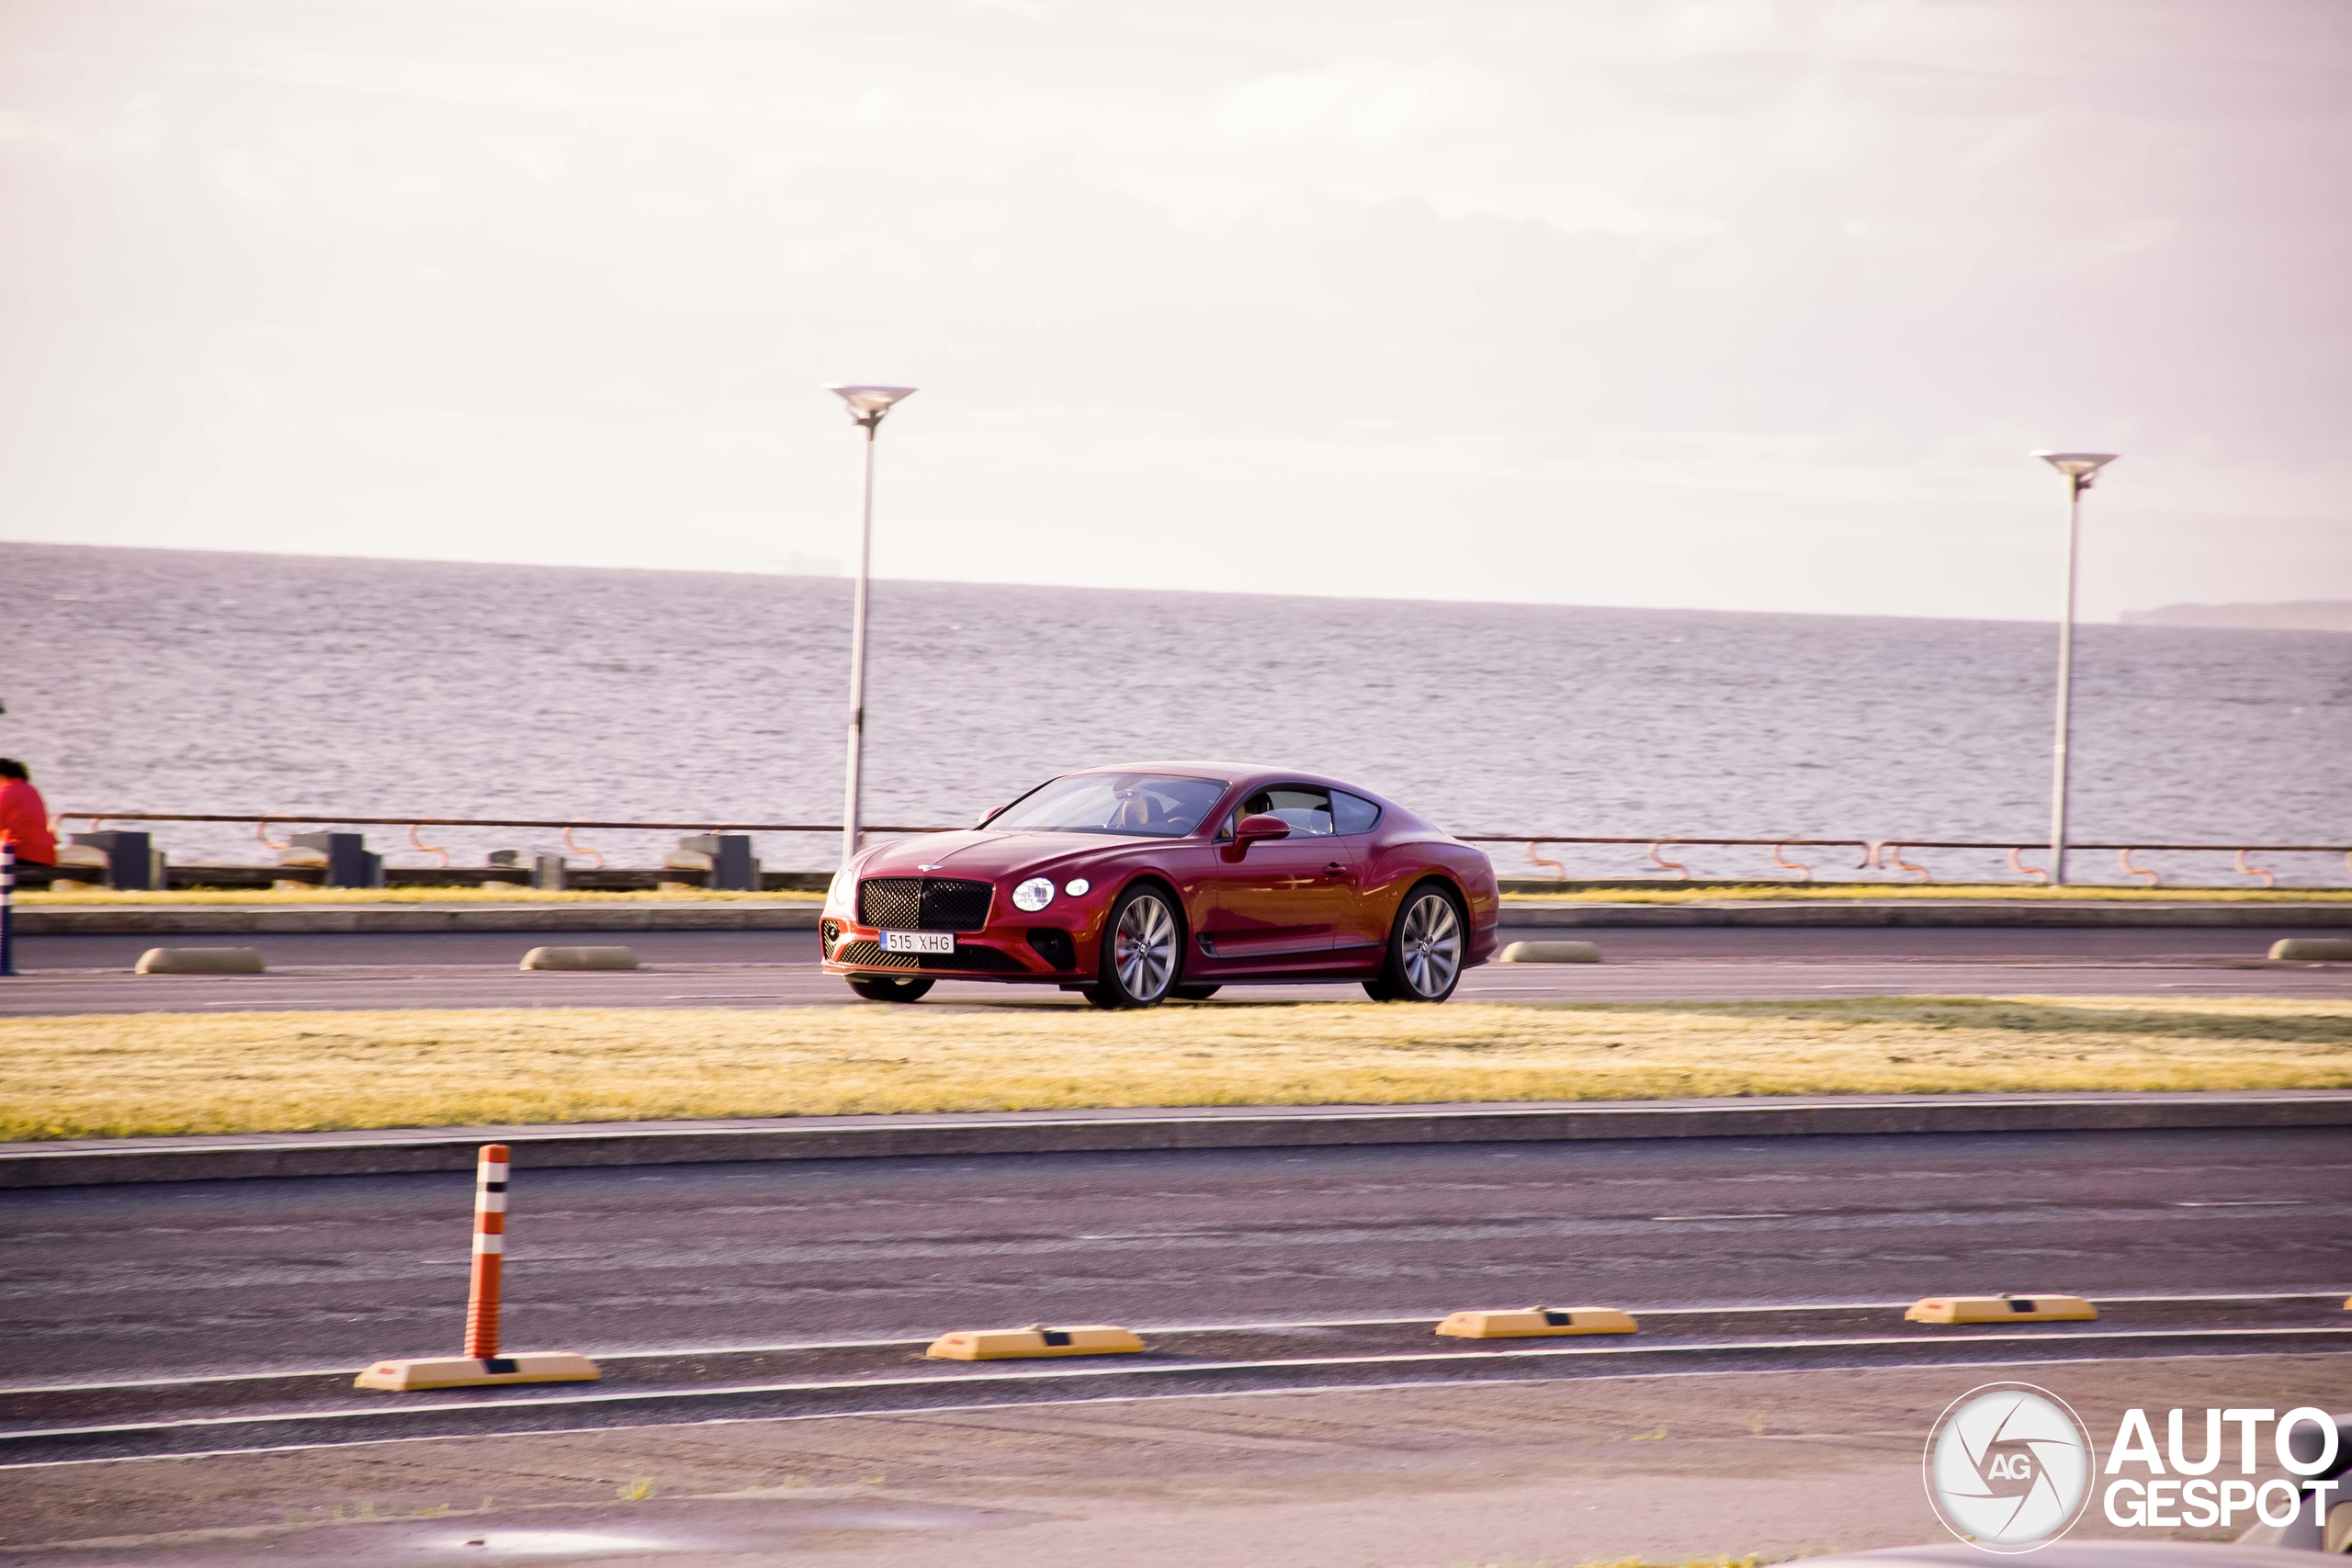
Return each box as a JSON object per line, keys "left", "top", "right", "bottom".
{"left": 833, "top": 940, "right": 1026, "bottom": 973}
{"left": 857, "top": 876, "right": 993, "bottom": 931}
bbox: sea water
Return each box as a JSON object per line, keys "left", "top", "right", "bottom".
{"left": 6, "top": 542, "right": 2346, "bottom": 884}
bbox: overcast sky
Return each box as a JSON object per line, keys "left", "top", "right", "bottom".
{"left": 3, "top": 0, "right": 2347, "bottom": 620}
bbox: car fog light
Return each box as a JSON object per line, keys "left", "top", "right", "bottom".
{"left": 1063, "top": 877, "right": 1091, "bottom": 897}
{"left": 1012, "top": 876, "right": 1056, "bottom": 912}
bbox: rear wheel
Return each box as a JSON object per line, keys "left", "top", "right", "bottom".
{"left": 1369, "top": 883, "right": 1464, "bottom": 1002}
{"left": 846, "top": 975, "right": 934, "bottom": 1003}
{"left": 1086, "top": 884, "right": 1182, "bottom": 1009}
{"left": 1170, "top": 984, "right": 1221, "bottom": 1002}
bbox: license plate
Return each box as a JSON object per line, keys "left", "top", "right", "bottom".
{"left": 880, "top": 931, "right": 955, "bottom": 954}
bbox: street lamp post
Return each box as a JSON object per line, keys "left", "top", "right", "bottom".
{"left": 824, "top": 384, "right": 918, "bottom": 869}
{"left": 2030, "top": 450, "right": 2117, "bottom": 887}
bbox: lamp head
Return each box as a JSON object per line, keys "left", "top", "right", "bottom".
{"left": 825, "top": 384, "right": 918, "bottom": 429}
{"left": 2032, "top": 451, "right": 2118, "bottom": 491}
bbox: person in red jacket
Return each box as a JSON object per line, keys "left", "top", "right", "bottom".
{"left": 0, "top": 760, "right": 58, "bottom": 864}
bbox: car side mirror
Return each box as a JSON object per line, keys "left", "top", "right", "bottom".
{"left": 1228, "top": 813, "right": 1290, "bottom": 858}
{"left": 977, "top": 804, "right": 1008, "bottom": 827}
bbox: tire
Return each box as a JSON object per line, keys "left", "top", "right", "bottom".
{"left": 1170, "top": 984, "right": 1221, "bottom": 1002}
{"left": 1371, "top": 882, "right": 1465, "bottom": 1002}
{"left": 846, "top": 975, "right": 935, "bottom": 1003}
{"left": 1089, "top": 883, "right": 1183, "bottom": 1009}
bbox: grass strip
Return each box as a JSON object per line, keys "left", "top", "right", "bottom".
{"left": 4, "top": 996, "right": 2346, "bottom": 1142}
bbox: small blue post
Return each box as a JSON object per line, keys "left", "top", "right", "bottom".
{"left": 0, "top": 836, "right": 15, "bottom": 977}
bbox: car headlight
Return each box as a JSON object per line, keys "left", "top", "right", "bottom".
{"left": 824, "top": 867, "right": 853, "bottom": 917}
{"left": 1012, "top": 876, "right": 1056, "bottom": 912}
{"left": 1063, "top": 877, "right": 1091, "bottom": 897}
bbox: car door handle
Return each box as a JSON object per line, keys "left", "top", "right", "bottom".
{"left": 1324, "top": 862, "right": 1350, "bottom": 878}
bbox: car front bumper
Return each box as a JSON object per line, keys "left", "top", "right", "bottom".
{"left": 819, "top": 915, "right": 1090, "bottom": 982}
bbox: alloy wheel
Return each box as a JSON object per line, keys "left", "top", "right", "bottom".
{"left": 1398, "top": 891, "right": 1462, "bottom": 998}
{"left": 1114, "top": 893, "right": 1178, "bottom": 1001}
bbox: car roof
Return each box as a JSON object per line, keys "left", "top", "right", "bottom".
{"left": 1069, "top": 761, "right": 1351, "bottom": 789}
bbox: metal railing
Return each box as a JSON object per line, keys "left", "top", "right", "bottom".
{"left": 49, "top": 812, "right": 2352, "bottom": 886}
{"left": 59, "top": 812, "right": 955, "bottom": 833}
{"left": 1461, "top": 834, "right": 2352, "bottom": 887}
{"left": 55, "top": 810, "right": 959, "bottom": 870}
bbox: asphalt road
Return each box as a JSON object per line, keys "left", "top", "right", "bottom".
{"left": 6, "top": 1127, "right": 2346, "bottom": 1387}
{"left": 6, "top": 926, "right": 2348, "bottom": 1014}
{"left": 16, "top": 924, "right": 2333, "bottom": 970}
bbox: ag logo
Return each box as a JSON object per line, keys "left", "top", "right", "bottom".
{"left": 1923, "top": 1382, "right": 2097, "bottom": 1551}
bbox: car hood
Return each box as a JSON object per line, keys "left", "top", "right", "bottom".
{"left": 853, "top": 830, "right": 1160, "bottom": 883}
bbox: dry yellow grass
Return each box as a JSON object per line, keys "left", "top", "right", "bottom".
{"left": 5, "top": 996, "right": 2346, "bottom": 1142}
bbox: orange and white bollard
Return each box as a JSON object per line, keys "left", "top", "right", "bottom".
{"left": 464, "top": 1143, "right": 508, "bottom": 1359}
{"left": 354, "top": 1144, "right": 601, "bottom": 1392}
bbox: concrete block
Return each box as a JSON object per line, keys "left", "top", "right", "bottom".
{"left": 519, "top": 945, "right": 639, "bottom": 971}
{"left": 288, "top": 832, "right": 383, "bottom": 889}
{"left": 1499, "top": 940, "right": 1602, "bottom": 964}
{"left": 70, "top": 831, "right": 157, "bottom": 891}
{"left": 2272, "top": 938, "right": 2352, "bottom": 962}
{"left": 135, "top": 947, "right": 266, "bottom": 975}
{"left": 679, "top": 833, "right": 760, "bottom": 892}
{"left": 487, "top": 849, "right": 567, "bottom": 890}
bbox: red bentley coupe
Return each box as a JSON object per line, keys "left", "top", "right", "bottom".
{"left": 820, "top": 762, "right": 1499, "bottom": 1007}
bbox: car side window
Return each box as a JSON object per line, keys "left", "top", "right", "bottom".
{"left": 1331, "top": 790, "right": 1382, "bottom": 835}
{"left": 1229, "top": 785, "right": 1335, "bottom": 837}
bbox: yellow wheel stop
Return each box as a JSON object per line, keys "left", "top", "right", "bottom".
{"left": 1905, "top": 1293, "right": 2097, "bottom": 1324}
{"left": 1435, "top": 1307, "right": 1638, "bottom": 1338}
{"left": 355, "top": 1352, "right": 600, "bottom": 1391}
{"left": 925, "top": 1324, "right": 1147, "bottom": 1360}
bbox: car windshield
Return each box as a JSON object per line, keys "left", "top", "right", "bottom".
{"left": 988, "top": 773, "right": 1228, "bottom": 839}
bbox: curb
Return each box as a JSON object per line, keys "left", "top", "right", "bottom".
{"left": 6, "top": 1092, "right": 2347, "bottom": 1190}
{"left": 16, "top": 900, "right": 2349, "bottom": 937}
{"left": 13, "top": 904, "right": 825, "bottom": 935}
{"left": 1498, "top": 901, "right": 2352, "bottom": 929}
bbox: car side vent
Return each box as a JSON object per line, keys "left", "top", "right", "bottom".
{"left": 1025, "top": 929, "right": 1076, "bottom": 970}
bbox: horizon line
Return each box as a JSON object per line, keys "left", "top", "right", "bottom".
{"left": 3, "top": 535, "right": 2325, "bottom": 630}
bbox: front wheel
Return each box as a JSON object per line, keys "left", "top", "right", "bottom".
{"left": 1371, "top": 884, "right": 1465, "bottom": 1002}
{"left": 846, "top": 975, "right": 935, "bottom": 1003}
{"left": 1088, "top": 885, "right": 1183, "bottom": 1009}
